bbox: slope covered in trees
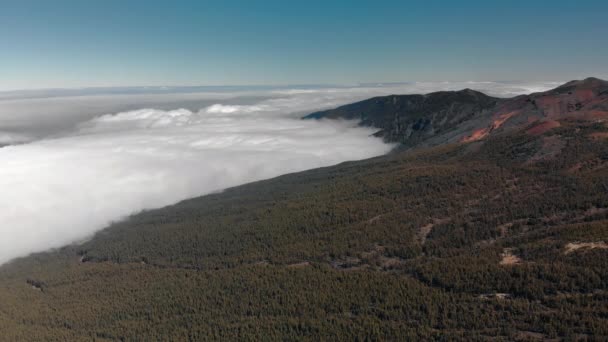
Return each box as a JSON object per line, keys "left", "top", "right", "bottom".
{"left": 1, "top": 112, "right": 607, "bottom": 340}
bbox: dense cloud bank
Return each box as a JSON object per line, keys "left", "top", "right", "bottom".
{"left": 0, "top": 82, "right": 557, "bottom": 264}
{"left": 0, "top": 106, "right": 391, "bottom": 264}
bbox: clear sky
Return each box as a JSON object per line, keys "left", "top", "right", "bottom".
{"left": 1, "top": 0, "right": 607, "bottom": 90}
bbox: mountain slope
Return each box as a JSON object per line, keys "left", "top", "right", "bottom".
{"left": 305, "top": 89, "right": 501, "bottom": 148}
{"left": 1, "top": 79, "right": 608, "bottom": 340}
{"left": 305, "top": 77, "right": 608, "bottom": 148}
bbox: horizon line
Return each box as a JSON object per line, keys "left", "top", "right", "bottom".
{"left": 0, "top": 79, "right": 581, "bottom": 95}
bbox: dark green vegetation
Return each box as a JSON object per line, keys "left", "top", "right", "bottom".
{"left": 1, "top": 79, "right": 607, "bottom": 340}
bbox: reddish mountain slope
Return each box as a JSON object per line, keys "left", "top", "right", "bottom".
{"left": 463, "top": 77, "right": 608, "bottom": 142}
{"left": 306, "top": 77, "right": 608, "bottom": 148}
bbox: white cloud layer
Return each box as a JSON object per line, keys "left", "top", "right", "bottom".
{"left": 0, "top": 106, "right": 392, "bottom": 265}
{"left": 0, "top": 81, "right": 559, "bottom": 265}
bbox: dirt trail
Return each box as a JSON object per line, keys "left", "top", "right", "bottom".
{"left": 564, "top": 242, "right": 608, "bottom": 254}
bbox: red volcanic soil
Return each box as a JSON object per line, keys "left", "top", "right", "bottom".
{"left": 526, "top": 120, "right": 561, "bottom": 135}
{"left": 461, "top": 128, "right": 490, "bottom": 143}
{"left": 492, "top": 111, "right": 518, "bottom": 129}
{"left": 461, "top": 111, "right": 517, "bottom": 143}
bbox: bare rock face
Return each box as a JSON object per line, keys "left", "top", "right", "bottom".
{"left": 305, "top": 77, "right": 608, "bottom": 148}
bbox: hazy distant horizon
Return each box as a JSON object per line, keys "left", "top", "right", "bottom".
{"left": 0, "top": 79, "right": 572, "bottom": 100}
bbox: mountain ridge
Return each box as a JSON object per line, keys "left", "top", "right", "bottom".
{"left": 305, "top": 77, "right": 608, "bottom": 149}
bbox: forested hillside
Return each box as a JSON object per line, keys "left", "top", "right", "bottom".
{"left": 1, "top": 110, "right": 607, "bottom": 340}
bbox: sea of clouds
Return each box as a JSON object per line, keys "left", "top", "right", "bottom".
{"left": 0, "top": 81, "right": 559, "bottom": 265}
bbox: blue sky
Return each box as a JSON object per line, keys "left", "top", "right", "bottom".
{"left": 1, "top": 0, "right": 607, "bottom": 90}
